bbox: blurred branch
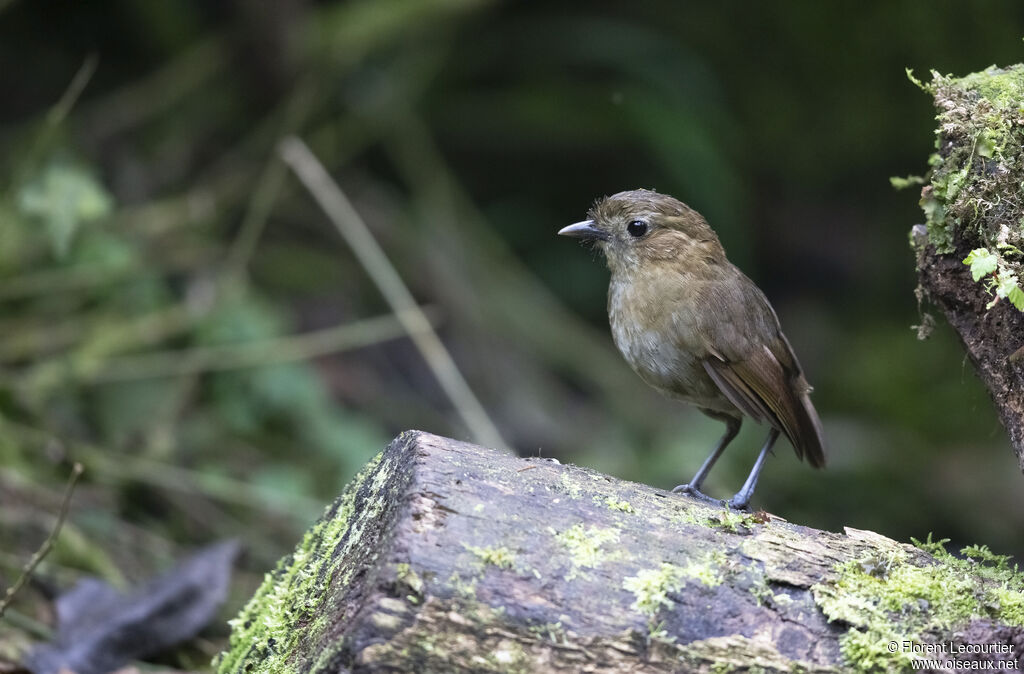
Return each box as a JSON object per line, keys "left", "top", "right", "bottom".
{"left": 77, "top": 38, "right": 226, "bottom": 141}
{"left": 224, "top": 80, "right": 318, "bottom": 280}
{"left": 0, "top": 303, "right": 184, "bottom": 364}
{"left": 279, "top": 135, "right": 508, "bottom": 451}
{"left": 0, "top": 607, "right": 52, "bottom": 639}
{"left": 10, "top": 54, "right": 98, "bottom": 190}
{"left": 0, "top": 462, "right": 83, "bottom": 618}
{"left": 7, "top": 304, "right": 200, "bottom": 399}
{"left": 311, "top": 0, "right": 496, "bottom": 66}
{"left": 78, "top": 308, "right": 440, "bottom": 383}
{"left": 0, "top": 242, "right": 216, "bottom": 306}
{"left": 47, "top": 54, "right": 99, "bottom": 129}
{"left": 0, "top": 263, "right": 137, "bottom": 303}
{"left": 106, "top": 100, "right": 371, "bottom": 243}
{"left": 222, "top": 149, "right": 288, "bottom": 279}
{"left": 1, "top": 420, "right": 322, "bottom": 522}
{"left": 92, "top": 453, "right": 321, "bottom": 522}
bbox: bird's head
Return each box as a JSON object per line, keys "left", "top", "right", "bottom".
{"left": 559, "top": 189, "right": 726, "bottom": 275}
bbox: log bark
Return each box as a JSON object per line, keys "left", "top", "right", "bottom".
{"left": 912, "top": 64, "right": 1024, "bottom": 470}
{"left": 215, "top": 431, "right": 1024, "bottom": 673}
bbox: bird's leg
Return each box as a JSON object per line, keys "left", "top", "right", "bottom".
{"left": 672, "top": 414, "right": 741, "bottom": 501}
{"left": 728, "top": 427, "right": 781, "bottom": 510}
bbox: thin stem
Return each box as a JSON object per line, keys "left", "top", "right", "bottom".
{"left": 78, "top": 309, "right": 436, "bottom": 383}
{"left": 279, "top": 136, "right": 507, "bottom": 451}
{"left": 224, "top": 82, "right": 317, "bottom": 280}
{"left": 9, "top": 54, "right": 99, "bottom": 191}
{"left": 47, "top": 53, "right": 99, "bottom": 128}
{"left": 77, "top": 38, "right": 225, "bottom": 141}
{"left": 93, "top": 455, "right": 322, "bottom": 522}
{"left": 0, "top": 421, "right": 321, "bottom": 520}
{"left": 0, "top": 607, "right": 53, "bottom": 639}
{"left": 0, "top": 462, "right": 84, "bottom": 617}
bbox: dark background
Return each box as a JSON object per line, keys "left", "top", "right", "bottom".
{"left": 2, "top": 0, "right": 1023, "bottom": 661}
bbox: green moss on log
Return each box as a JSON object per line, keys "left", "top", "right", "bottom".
{"left": 916, "top": 64, "right": 1024, "bottom": 308}
{"left": 812, "top": 534, "right": 1024, "bottom": 672}
{"left": 215, "top": 445, "right": 399, "bottom": 673}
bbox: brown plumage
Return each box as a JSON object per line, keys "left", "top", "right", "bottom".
{"left": 559, "top": 188, "right": 824, "bottom": 508}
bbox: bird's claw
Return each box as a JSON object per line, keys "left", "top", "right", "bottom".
{"left": 674, "top": 484, "right": 751, "bottom": 511}
{"left": 726, "top": 497, "right": 751, "bottom": 511}
{"left": 671, "top": 484, "right": 726, "bottom": 507}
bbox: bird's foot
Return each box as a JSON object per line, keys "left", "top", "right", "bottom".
{"left": 726, "top": 495, "right": 752, "bottom": 511}
{"left": 671, "top": 484, "right": 725, "bottom": 507}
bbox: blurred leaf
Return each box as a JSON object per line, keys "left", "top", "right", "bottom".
{"left": 1008, "top": 285, "right": 1024, "bottom": 311}
{"left": 248, "top": 464, "right": 316, "bottom": 511}
{"left": 195, "top": 296, "right": 284, "bottom": 346}
{"left": 90, "top": 379, "right": 182, "bottom": 447}
{"left": 68, "top": 231, "right": 138, "bottom": 275}
{"left": 889, "top": 175, "right": 925, "bottom": 190}
{"left": 194, "top": 296, "right": 386, "bottom": 476}
{"left": 0, "top": 199, "right": 34, "bottom": 272}
{"left": 302, "top": 405, "right": 388, "bottom": 476}
{"left": 24, "top": 541, "right": 239, "bottom": 674}
{"left": 16, "top": 160, "right": 113, "bottom": 259}
{"left": 50, "top": 522, "right": 127, "bottom": 587}
{"left": 994, "top": 269, "right": 1021, "bottom": 300}
{"left": 196, "top": 297, "right": 286, "bottom": 433}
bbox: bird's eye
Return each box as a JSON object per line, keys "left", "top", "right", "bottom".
{"left": 626, "top": 220, "right": 648, "bottom": 237}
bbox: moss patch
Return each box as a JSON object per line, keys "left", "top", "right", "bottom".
{"left": 707, "top": 508, "right": 760, "bottom": 534}
{"left": 602, "top": 495, "right": 636, "bottom": 513}
{"left": 395, "top": 561, "right": 424, "bottom": 594}
{"left": 812, "top": 536, "right": 1024, "bottom": 672}
{"left": 673, "top": 504, "right": 762, "bottom": 534}
{"left": 554, "top": 523, "right": 621, "bottom": 580}
{"left": 679, "top": 634, "right": 841, "bottom": 674}
{"left": 215, "top": 449, "right": 396, "bottom": 674}
{"left": 915, "top": 64, "right": 1024, "bottom": 310}
{"left": 465, "top": 544, "right": 516, "bottom": 569}
{"left": 624, "top": 556, "right": 725, "bottom": 619}
{"left": 624, "top": 563, "right": 688, "bottom": 617}
{"left": 558, "top": 472, "right": 583, "bottom": 499}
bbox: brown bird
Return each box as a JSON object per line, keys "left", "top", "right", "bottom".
{"left": 559, "top": 189, "right": 825, "bottom": 509}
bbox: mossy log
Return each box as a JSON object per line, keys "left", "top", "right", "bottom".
{"left": 912, "top": 64, "right": 1024, "bottom": 470}
{"left": 216, "top": 431, "right": 1024, "bottom": 673}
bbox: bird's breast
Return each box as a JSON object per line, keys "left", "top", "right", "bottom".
{"left": 607, "top": 274, "right": 729, "bottom": 410}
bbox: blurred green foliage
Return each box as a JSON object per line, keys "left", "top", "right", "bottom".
{"left": 1, "top": 0, "right": 1024, "bottom": 666}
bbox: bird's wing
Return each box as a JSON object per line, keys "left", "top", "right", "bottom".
{"left": 694, "top": 273, "right": 826, "bottom": 468}
{"left": 702, "top": 346, "right": 775, "bottom": 424}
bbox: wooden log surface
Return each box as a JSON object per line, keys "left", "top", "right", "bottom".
{"left": 215, "top": 431, "right": 1024, "bottom": 673}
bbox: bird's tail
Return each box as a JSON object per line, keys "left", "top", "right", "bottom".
{"left": 790, "top": 387, "right": 826, "bottom": 469}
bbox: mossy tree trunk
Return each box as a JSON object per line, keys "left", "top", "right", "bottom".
{"left": 216, "top": 431, "right": 1024, "bottom": 673}
{"left": 912, "top": 64, "right": 1024, "bottom": 470}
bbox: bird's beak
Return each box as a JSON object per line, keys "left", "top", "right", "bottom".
{"left": 558, "top": 220, "right": 609, "bottom": 241}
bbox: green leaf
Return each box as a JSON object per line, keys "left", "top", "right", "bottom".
{"left": 1008, "top": 285, "right": 1024, "bottom": 311}
{"left": 994, "top": 270, "right": 1019, "bottom": 298}
{"left": 977, "top": 130, "right": 997, "bottom": 158}
{"left": 17, "top": 160, "right": 113, "bottom": 258}
{"left": 963, "top": 248, "right": 998, "bottom": 281}
{"left": 889, "top": 175, "right": 924, "bottom": 190}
